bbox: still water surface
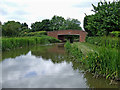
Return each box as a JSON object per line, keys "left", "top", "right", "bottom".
{"left": 1, "top": 44, "right": 120, "bottom": 88}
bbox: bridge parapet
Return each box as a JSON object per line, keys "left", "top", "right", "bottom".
{"left": 47, "top": 30, "right": 87, "bottom": 42}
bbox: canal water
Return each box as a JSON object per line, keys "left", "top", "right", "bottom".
{"left": 1, "top": 44, "right": 120, "bottom": 88}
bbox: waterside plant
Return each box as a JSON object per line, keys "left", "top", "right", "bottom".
{"left": 2, "top": 36, "right": 60, "bottom": 51}
{"left": 64, "top": 41, "right": 120, "bottom": 81}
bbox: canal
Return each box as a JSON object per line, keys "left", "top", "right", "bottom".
{"left": 1, "top": 44, "right": 120, "bottom": 88}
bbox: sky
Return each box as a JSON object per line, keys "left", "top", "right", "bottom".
{"left": 0, "top": 0, "right": 113, "bottom": 29}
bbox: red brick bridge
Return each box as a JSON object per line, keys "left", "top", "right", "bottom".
{"left": 47, "top": 30, "right": 87, "bottom": 42}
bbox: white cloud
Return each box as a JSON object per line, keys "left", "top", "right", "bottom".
{"left": 2, "top": 51, "right": 88, "bottom": 88}
{"left": 0, "top": 0, "right": 114, "bottom": 29}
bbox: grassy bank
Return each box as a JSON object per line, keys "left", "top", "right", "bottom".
{"left": 64, "top": 41, "right": 120, "bottom": 81}
{"left": 2, "top": 36, "right": 60, "bottom": 51}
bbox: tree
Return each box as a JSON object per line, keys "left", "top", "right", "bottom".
{"left": 41, "top": 19, "right": 51, "bottom": 31}
{"left": 84, "top": 0, "right": 120, "bottom": 36}
{"left": 50, "top": 15, "right": 66, "bottom": 30}
{"left": 50, "top": 15, "right": 82, "bottom": 30}
{"left": 2, "top": 21, "right": 22, "bottom": 37}
{"left": 65, "top": 18, "right": 82, "bottom": 30}
{"left": 21, "top": 22, "right": 28, "bottom": 30}
{"left": 31, "top": 15, "right": 82, "bottom": 32}
{"left": 31, "top": 22, "right": 42, "bottom": 32}
{"left": 84, "top": 15, "right": 94, "bottom": 36}
{"left": 31, "top": 20, "right": 51, "bottom": 31}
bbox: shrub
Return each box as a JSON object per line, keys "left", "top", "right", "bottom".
{"left": 64, "top": 41, "right": 71, "bottom": 53}
{"left": 20, "top": 31, "right": 47, "bottom": 37}
{"left": 110, "top": 31, "right": 120, "bottom": 37}
{"left": 86, "top": 36, "right": 119, "bottom": 48}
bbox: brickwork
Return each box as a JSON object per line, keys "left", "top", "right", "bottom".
{"left": 47, "top": 30, "right": 87, "bottom": 42}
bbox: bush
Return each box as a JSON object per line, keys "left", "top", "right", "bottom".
{"left": 86, "top": 36, "right": 120, "bottom": 48}
{"left": 20, "top": 31, "right": 47, "bottom": 37}
{"left": 64, "top": 41, "right": 83, "bottom": 61}
{"left": 64, "top": 41, "right": 71, "bottom": 53}
{"left": 110, "top": 31, "right": 120, "bottom": 37}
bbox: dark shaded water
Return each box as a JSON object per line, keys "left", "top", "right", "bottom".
{"left": 1, "top": 44, "right": 120, "bottom": 88}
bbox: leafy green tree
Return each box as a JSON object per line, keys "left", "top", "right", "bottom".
{"left": 21, "top": 22, "right": 28, "bottom": 30}
{"left": 50, "top": 15, "right": 82, "bottom": 30}
{"left": 84, "top": 0, "right": 120, "bottom": 36}
{"left": 84, "top": 15, "right": 93, "bottom": 36}
{"left": 65, "top": 18, "right": 82, "bottom": 30}
{"left": 41, "top": 19, "right": 51, "bottom": 31}
{"left": 2, "top": 21, "right": 22, "bottom": 37}
{"left": 31, "top": 22, "right": 42, "bottom": 32}
{"left": 50, "top": 15, "right": 66, "bottom": 30}
{"left": 31, "top": 15, "right": 82, "bottom": 32}
{"left": 31, "top": 20, "right": 51, "bottom": 31}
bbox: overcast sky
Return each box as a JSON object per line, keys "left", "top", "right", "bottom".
{"left": 0, "top": 0, "right": 113, "bottom": 29}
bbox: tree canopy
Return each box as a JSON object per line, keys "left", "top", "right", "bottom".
{"left": 21, "top": 22, "right": 28, "bottom": 30}
{"left": 2, "top": 21, "right": 30, "bottom": 37}
{"left": 2, "top": 16, "right": 82, "bottom": 37}
{"left": 2, "top": 21, "right": 22, "bottom": 37}
{"left": 65, "top": 18, "right": 82, "bottom": 30}
{"left": 31, "top": 15, "right": 82, "bottom": 31}
{"left": 84, "top": 0, "right": 120, "bottom": 36}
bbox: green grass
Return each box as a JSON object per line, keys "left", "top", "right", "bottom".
{"left": 73, "top": 42, "right": 99, "bottom": 55}
{"left": 2, "top": 36, "right": 60, "bottom": 51}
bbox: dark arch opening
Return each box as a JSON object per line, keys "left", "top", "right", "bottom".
{"left": 58, "top": 35, "right": 80, "bottom": 43}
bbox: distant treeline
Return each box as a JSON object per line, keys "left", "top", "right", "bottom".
{"left": 84, "top": 0, "right": 120, "bottom": 36}
{"left": 1, "top": 15, "right": 82, "bottom": 37}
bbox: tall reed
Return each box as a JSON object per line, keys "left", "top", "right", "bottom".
{"left": 2, "top": 36, "right": 60, "bottom": 51}
{"left": 64, "top": 41, "right": 120, "bottom": 80}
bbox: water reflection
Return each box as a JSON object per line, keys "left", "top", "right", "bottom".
{"left": 2, "top": 44, "right": 119, "bottom": 88}
{"left": 2, "top": 46, "right": 30, "bottom": 60}
{"left": 2, "top": 51, "right": 87, "bottom": 88}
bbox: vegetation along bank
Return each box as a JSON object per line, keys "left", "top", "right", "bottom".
{"left": 2, "top": 36, "right": 60, "bottom": 51}
{"left": 64, "top": 37, "right": 120, "bottom": 81}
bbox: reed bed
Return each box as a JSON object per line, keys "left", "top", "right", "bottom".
{"left": 2, "top": 36, "right": 60, "bottom": 51}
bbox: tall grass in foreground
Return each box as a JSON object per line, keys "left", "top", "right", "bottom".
{"left": 86, "top": 47, "right": 119, "bottom": 80}
{"left": 2, "top": 36, "right": 60, "bottom": 51}
{"left": 64, "top": 41, "right": 120, "bottom": 80}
